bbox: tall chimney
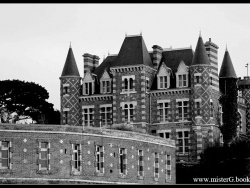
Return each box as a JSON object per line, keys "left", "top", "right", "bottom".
{"left": 83, "top": 53, "right": 94, "bottom": 74}
{"left": 152, "top": 45, "right": 163, "bottom": 70}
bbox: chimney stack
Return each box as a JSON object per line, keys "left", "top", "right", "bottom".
{"left": 152, "top": 45, "right": 163, "bottom": 70}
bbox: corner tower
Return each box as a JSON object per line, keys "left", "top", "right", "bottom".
{"left": 219, "top": 48, "right": 238, "bottom": 144}
{"left": 190, "top": 34, "right": 214, "bottom": 159}
{"left": 60, "top": 45, "right": 81, "bottom": 126}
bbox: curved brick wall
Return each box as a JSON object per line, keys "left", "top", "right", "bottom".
{"left": 0, "top": 124, "right": 176, "bottom": 184}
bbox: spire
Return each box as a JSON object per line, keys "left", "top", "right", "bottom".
{"left": 61, "top": 46, "right": 80, "bottom": 77}
{"left": 191, "top": 35, "right": 210, "bottom": 65}
{"left": 219, "top": 48, "right": 237, "bottom": 78}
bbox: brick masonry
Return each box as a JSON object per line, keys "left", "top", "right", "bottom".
{"left": 0, "top": 124, "right": 176, "bottom": 184}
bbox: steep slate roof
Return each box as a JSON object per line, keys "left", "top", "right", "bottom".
{"left": 149, "top": 48, "right": 194, "bottom": 90}
{"left": 219, "top": 49, "right": 237, "bottom": 78}
{"left": 114, "top": 35, "right": 154, "bottom": 68}
{"left": 160, "top": 48, "right": 194, "bottom": 72}
{"left": 93, "top": 55, "right": 117, "bottom": 79}
{"left": 61, "top": 46, "right": 80, "bottom": 77}
{"left": 191, "top": 36, "right": 210, "bottom": 66}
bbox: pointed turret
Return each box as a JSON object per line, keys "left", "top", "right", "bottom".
{"left": 191, "top": 35, "right": 210, "bottom": 66}
{"left": 219, "top": 48, "right": 237, "bottom": 78}
{"left": 61, "top": 45, "right": 80, "bottom": 77}
{"left": 60, "top": 44, "right": 81, "bottom": 126}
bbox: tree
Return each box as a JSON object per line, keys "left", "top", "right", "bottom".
{"left": 219, "top": 78, "right": 239, "bottom": 146}
{"left": 0, "top": 79, "right": 60, "bottom": 124}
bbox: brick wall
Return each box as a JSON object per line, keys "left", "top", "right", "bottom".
{"left": 0, "top": 124, "right": 176, "bottom": 184}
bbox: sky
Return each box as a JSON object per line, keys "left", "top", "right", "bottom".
{"left": 0, "top": 3, "right": 250, "bottom": 110}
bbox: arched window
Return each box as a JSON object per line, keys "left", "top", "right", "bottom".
{"left": 124, "top": 103, "right": 134, "bottom": 123}
{"left": 129, "top": 78, "right": 133, "bottom": 90}
{"left": 124, "top": 79, "right": 128, "bottom": 90}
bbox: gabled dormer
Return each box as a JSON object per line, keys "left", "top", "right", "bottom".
{"left": 176, "top": 60, "right": 189, "bottom": 88}
{"left": 82, "top": 70, "right": 95, "bottom": 95}
{"left": 100, "top": 69, "right": 112, "bottom": 94}
{"left": 157, "top": 62, "right": 171, "bottom": 89}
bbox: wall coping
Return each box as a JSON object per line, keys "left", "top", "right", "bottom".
{"left": 0, "top": 123, "right": 175, "bottom": 148}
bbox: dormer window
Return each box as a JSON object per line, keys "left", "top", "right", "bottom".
{"left": 84, "top": 82, "right": 93, "bottom": 95}
{"left": 176, "top": 61, "right": 189, "bottom": 88}
{"left": 83, "top": 72, "right": 95, "bottom": 95}
{"left": 157, "top": 62, "right": 171, "bottom": 89}
{"left": 100, "top": 70, "right": 112, "bottom": 94}
{"left": 178, "top": 74, "right": 188, "bottom": 87}
{"left": 101, "top": 80, "right": 111, "bottom": 94}
{"left": 159, "top": 76, "right": 168, "bottom": 89}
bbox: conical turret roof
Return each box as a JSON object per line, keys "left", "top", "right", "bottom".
{"left": 219, "top": 49, "right": 237, "bottom": 78}
{"left": 61, "top": 46, "right": 80, "bottom": 77}
{"left": 114, "top": 35, "right": 153, "bottom": 68}
{"left": 191, "top": 35, "right": 210, "bottom": 66}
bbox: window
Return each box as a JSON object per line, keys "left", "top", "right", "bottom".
{"left": 176, "top": 61, "right": 189, "bottom": 88}
{"left": 177, "top": 130, "right": 189, "bottom": 155}
{"left": 0, "top": 141, "right": 12, "bottom": 169}
{"left": 146, "top": 78, "right": 150, "bottom": 91}
{"left": 38, "top": 142, "right": 50, "bottom": 170}
{"left": 64, "top": 111, "right": 68, "bottom": 124}
{"left": 166, "top": 154, "right": 171, "bottom": 181}
{"left": 124, "top": 104, "right": 134, "bottom": 123}
{"left": 125, "top": 78, "right": 132, "bottom": 91}
{"left": 158, "top": 131, "right": 171, "bottom": 139}
{"left": 119, "top": 148, "right": 127, "bottom": 175}
{"left": 95, "top": 145, "right": 104, "bottom": 174}
{"left": 196, "top": 101, "right": 201, "bottom": 116}
{"left": 177, "top": 99, "right": 189, "bottom": 121}
{"left": 210, "top": 101, "right": 213, "bottom": 117}
{"left": 63, "top": 84, "right": 69, "bottom": 95}
{"left": 72, "top": 144, "right": 81, "bottom": 172}
{"left": 101, "top": 80, "right": 111, "bottom": 94}
{"left": 178, "top": 74, "right": 188, "bottom": 88}
{"left": 83, "top": 82, "right": 94, "bottom": 95}
{"left": 138, "top": 150, "right": 144, "bottom": 178}
{"left": 63, "top": 87, "right": 68, "bottom": 95}
{"left": 100, "top": 105, "right": 112, "bottom": 126}
{"left": 159, "top": 76, "right": 168, "bottom": 89}
{"left": 158, "top": 101, "right": 170, "bottom": 122}
{"left": 196, "top": 76, "right": 200, "bottom": 84}
{"left": 83, "top": 106, "right": 94, "bottom": 126}
{"left": 219, "top": 105, "right": 223, "bottom": 125}
{"left": 154, "top": 152, "right": 159, "bottom": 180}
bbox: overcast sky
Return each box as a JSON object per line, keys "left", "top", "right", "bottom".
{"left": 0, "top": 3, "right": 249, "bottom": 110}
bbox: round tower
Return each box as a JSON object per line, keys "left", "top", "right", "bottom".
{"left": 219, "top": 48, "right": 239, "bottom": 144}
{"left": 190, "top": 34, "right": 213, "bottom": 159}
{"left": 59, "top": 45, "right": 81, "bottom": 126}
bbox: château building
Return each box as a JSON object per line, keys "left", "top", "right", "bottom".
{"left": 60, "top": 33, "right": 248, "bottom": 163}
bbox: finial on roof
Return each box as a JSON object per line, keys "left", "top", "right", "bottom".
{"left": 125, "top": 32, "right": 127, "bottom": 37}
{"left": 140, "top": 30, "right": 142, "bottom": 36}
{"left": 108, "top": 50, "right": 110, "bottom": 55}
{"left": 199, "top": 29, "right": 201, "bottom": 37}
{"left": 226, "top": 43, "right": 228, "bottom": 52}
{"left": 70, "top": 41, "right": 71, "bottom": 48}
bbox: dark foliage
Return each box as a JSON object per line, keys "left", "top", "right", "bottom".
{"left": 176, "top": 139, "right": 250, "bottom": 184}
{"left": 219, "top": 78, "right": 239, "bottom": 145}
{"left": 0, "top": 79, "right": 60, "bottom": 124}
